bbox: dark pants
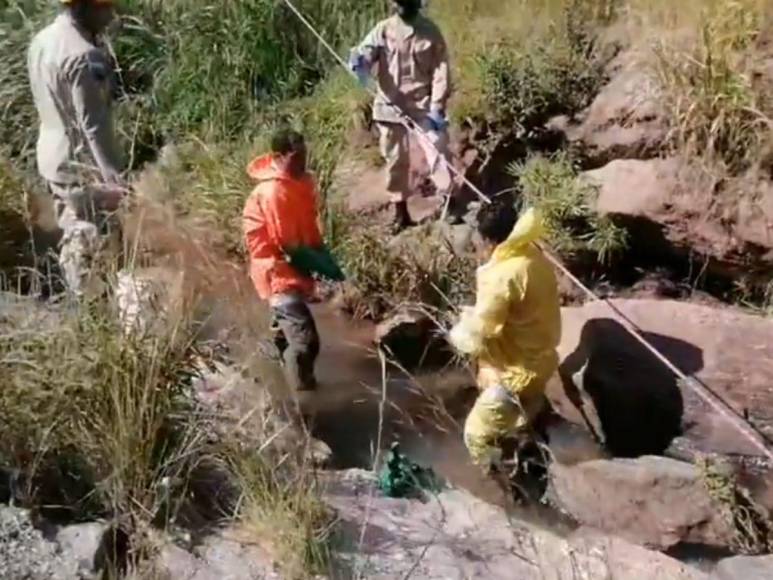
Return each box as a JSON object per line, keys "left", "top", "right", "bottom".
{"left": 271, "top": 298, "right": 320, "bottom": 391}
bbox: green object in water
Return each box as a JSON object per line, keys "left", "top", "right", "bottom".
{"left": 378, "top": 442, "right": 442, "bottom": 498}
{"left": 286, "top": 244, "right": 345, "bottom": 282}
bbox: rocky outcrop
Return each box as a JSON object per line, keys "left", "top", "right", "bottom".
{"left": 154, "top": 534, "right": 282, "bottom": 580}
{"left": 549, "top": 456, "right": 735, "bottom": 550}
{"left": 713, "top": 554, "right": 773, "bottom": 579}
{"left": 0, "top": 508, "right": 79, "bottom": 580}
{"left": 550, "top": 53, "right": 667, "bottom": 167}
{"left": 325, "top": 469, "right": 707, "bottom": 579}
{"left": 583, "top": 158, "right": 773, "bottom": 275}
{"left": 549, "top": 299, "right": 773, "bottom": 460}
{"left": 374, "top": 306, "right": 451, "bottom": 370}
{"left": 55, "top": 522, "right": 109, "bottom": 577}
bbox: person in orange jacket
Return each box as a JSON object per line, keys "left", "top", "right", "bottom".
{"left": 243, "top": 129, "right": 323, "bottom": 391}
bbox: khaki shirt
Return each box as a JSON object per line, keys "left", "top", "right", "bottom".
{"left": 28, "top": 13, "right": 122, "bottom": 185}
{"left": 356, "top": 14, "right": 451, "bottom": 124}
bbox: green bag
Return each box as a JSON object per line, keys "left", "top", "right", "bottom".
{"left": 285, "top": 244, "right": 345, "bottom": 282}
{"left": 377, "top": 442, "right": 442, "bottom": 499}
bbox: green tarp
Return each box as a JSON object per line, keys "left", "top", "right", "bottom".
{"left": 377, "top": 443, "right": 442, "bottom": 499}
{"left": 285, "top": 244, "right": 345, "bottom": 282}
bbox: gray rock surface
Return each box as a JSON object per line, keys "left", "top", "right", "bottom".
{"left": 55, "top": 522, "right": 108, "bottom": 576}
{"left": 155, "top": 535, "right": 281, "bottom": 580}
{"left": 0, "top": 508, "right": 78, "bottom": 580}
{"left": 549, "top": 456, "right": 735, "bottom": 550}
{"left": 713, "top": 554, "right": 773, "bottom": 579}
{"left": 325, "top": 469, "right": 708, "bottom": 579}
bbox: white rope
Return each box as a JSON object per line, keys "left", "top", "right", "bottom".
{"left": 280, "top": 0, "right": 773, "bottom": 461}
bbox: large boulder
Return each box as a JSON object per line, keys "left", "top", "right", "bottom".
{"left": 324, "top": 469, "right": 707, "bottom": 579}
{"left": 549, "top": 299, "right": 773, "bottom": 459}
{"left": 583, "top": 158, "right": 773, "bottom": 276}
{"left": 713, "top": 554, "right": 773, "bottom": 579}
{"left": 549, "top": 456, "right": 735, "bottom": 550}
{"left": 552, "top": 53, "right": 667, "bottom": 167}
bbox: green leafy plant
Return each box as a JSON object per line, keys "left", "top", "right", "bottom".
{"left": 510, "top": 153, "right": 628, "bottom": 263}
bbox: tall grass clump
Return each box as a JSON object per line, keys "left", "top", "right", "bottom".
{"left": 510, "top": 153, "right": 628, "bottom": 263}
{"left": 231, "top": 447, "right": 334, "bottom": 579}
{"left": 649, "top": 0, "right": 770, "bottom": 174}
{"left": 0, "top": 292, "right": 206, "bottom": 527}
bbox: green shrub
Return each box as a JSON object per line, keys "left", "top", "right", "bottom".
{"left": 511, "top": 153, "right": 628, "bottom": 263}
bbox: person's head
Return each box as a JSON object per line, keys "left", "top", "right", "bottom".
{"left": 271, "top": 128, "right": 307, "bottom": 178}
{"left": 64, "top": 0, "right": 115, "bottom": 35}
{"left": 475, "top": 200, "right": 518, "bottom": 260}
{"left": 391, "top": 0, "right": 422, "bottom": 21}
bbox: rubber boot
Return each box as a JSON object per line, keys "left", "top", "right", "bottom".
{"left": 442, "top": 195, "right": 465, "bottom": 225}
{"left": 391, "top": 201, "right": 416, "bottom": 234}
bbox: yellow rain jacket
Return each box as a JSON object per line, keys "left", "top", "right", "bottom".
{"left": 450, "top": 208, "right": 561, "bottom": 466}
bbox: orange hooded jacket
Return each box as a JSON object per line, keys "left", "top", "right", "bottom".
{"left": 242, "top": 154, "right": 323, "bottom": 301}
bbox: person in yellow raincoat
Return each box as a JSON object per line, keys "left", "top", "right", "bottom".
{"left": 450, "top": 203, "right": 561, "bottom": 468}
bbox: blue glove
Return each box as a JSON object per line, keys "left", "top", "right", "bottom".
{"left": 427, "top": 110, "right": 448, "bottom": 132}
{"left": 348, "top": 52, "right": 369, "bottom": 86}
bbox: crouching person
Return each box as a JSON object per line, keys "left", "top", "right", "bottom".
{"left": 450, "top": 203, "right": 561, "bottom": 471}
{"left": 243, "top": 129, "right": 324, "bottom": 392}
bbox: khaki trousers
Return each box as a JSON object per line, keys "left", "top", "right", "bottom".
{"left": 377, "top": 121, "right": 454, "bottom": 203}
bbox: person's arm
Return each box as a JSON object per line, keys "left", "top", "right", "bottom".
{"left": 67, "top": 51, "right": 123, "bottom": 184}
{"left": 354, "top": 20, "right": 386, "bottom": 69}
{"left": 450, "top": 274, "right": 520, "bottom": 355}
{"left": 430, "top": 31, "right": 451, "bottom": 116}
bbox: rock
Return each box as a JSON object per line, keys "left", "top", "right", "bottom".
{"left": 153, "top": 535, "right": 281, "bottom": 580}
{"left": 55, "top": 522, "right": 108, "bottom": 576}
{"left": 549, "top": 456, "right": 735, "bottom": 550}
{"left": 549, "top": 299, "right": 773, "bottom": 460}
{"left": 713, "top": 554, "right": 773, "bottom": 579}
{"left": 115, "top": 267, "right": 186, "bottom": 338}
{"left": 374, "top": 305, "right": 451, "bottom": 370}
{"left": 558, "top": 53, "right": 667, "bottom": 167}
{"left": 0, "top": 507, "right": 78, "bottom": 580}
{"left": 324, "top": 469, "right": 707, "bottom": 579}
{"left": 583, "top": 158, "right": 773, "bottom": 276}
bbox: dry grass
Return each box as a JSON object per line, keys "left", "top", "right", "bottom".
{"left": 329, "top": 211, "right": 476, "bottom": 320}
{"left": 698, "top": 456, "right": 773, "bottom": 555}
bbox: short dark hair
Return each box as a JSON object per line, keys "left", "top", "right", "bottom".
{"left": 270, "top": 128, "right": 305, "bottom": 155}
{"left": 476, "top": 200, "right": 518, "bottom": 244}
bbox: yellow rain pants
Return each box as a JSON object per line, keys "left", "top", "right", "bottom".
{"left": 449, "top": 208, "right": 561, "bottom": 467}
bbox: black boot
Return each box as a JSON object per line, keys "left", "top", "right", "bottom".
{"left": 442, "top": 195, "right": 465, "bottom": 225}
{"left": 391, "top": 201, "right": 416, "bottom": 234}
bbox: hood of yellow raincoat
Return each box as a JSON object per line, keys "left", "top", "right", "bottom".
{"left": 490, "top": 207, "right": 545, "bottom": 263}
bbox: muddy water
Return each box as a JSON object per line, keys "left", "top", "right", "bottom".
{"left": 303, "top": 306, "right": 602, "bottom": 533}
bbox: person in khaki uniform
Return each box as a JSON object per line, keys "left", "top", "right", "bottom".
{"left": 28, "top": 0, "right": 124, "bottom": 298}
{"left": 350, "top": 0, "right": 460, "bottom": 232}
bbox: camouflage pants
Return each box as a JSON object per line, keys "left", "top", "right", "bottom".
{"left": 48, "top": 182, "right": 122, "bottom": 298}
